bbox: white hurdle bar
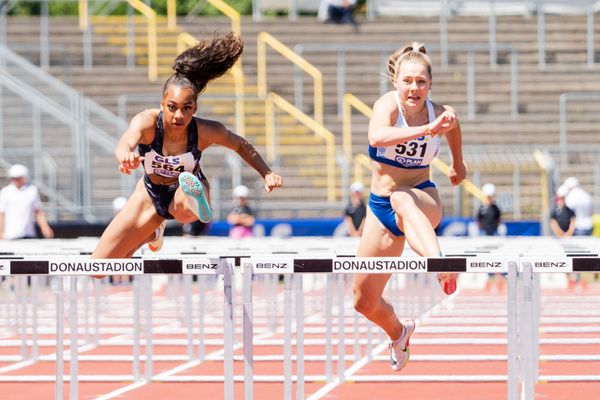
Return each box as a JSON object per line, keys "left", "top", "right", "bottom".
{"left": 1, "top": 254, "right": 600, "bottom": 400}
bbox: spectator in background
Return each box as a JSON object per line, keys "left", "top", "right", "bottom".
{"left": 563, "top": 177, "right": 593, "bottom": 236}
{"left": 227, "top": 185, "right": 255, "bottom": 239}
{"left": 476, "top": 183, "right": 504, "bottom": 292}
{"left": 476, "top": 183, "right": 501, "bottom": 236}
{"left": 551, "top": 185, "right": 586, "bottom": 291}
{"left": 0, "top": 164, "right": 53, "bottom": 240}
{"left": 550, "top": 185, "right": 576, "bottom": 238}
{"left": 318, "top": 0, "right": 357, "bottom": 25}
{"left": 344, "top": 181, "right": 366, "bottom": 237}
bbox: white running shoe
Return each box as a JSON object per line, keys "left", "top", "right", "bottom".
{"left": 148, "top": 221, "right": 166, "bottom": 252}
{"left": 178, "top": 172, "right": 211, "bottom": 223}
{"left": 389, "top": 319, "right": 416, "bottom": 371}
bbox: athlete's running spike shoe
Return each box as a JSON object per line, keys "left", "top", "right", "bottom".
{"left": 148, "top": 221, "right": 166, "bottom": 252}
{"left": 389, "top": 319, "right": 416, "bottom": 371}
{"left": 437, "top": 273, "right": 458, "bottom": 295}
{"left": 178, "top": 172, "right": 211, "bottom": 223}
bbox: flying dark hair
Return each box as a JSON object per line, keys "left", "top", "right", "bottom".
{"left": 163, "top": 32, "right": 243, "bottom": 98}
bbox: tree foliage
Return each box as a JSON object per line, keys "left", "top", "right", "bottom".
{"left": 8, "top": 0, "right": 253, "bottom": 16}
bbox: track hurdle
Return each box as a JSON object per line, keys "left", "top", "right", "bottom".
{"left": 1, "top": 236, "right": 600, "bottom": 400}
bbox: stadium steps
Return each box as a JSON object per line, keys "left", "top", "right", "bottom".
{"left": 5, "top": 14, "right": 600, "bottom": 219}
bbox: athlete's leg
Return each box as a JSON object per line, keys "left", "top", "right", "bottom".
{"left": 93, "top": 179, "right": 165, "bottom": 259}
{"left": 125, "top": 230, "right": 159, "bottom": 258}
{"left": 353, "top": 207, "right": 406, "bottom": 340}
{"left": 390, "top": 186, "right": 442, "bottom": 257}
{"left": 390, "top": 186, "right": 457, "bottom": 294}
{"left": 169, "top": 177, "right": 211, "bottom": 223}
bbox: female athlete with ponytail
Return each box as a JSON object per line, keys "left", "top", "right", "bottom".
{"left": 352, "top": 41, "right": 467, "bottom": 371}
{"left": 92, "top": 33, "right": 282, "bottom": 260}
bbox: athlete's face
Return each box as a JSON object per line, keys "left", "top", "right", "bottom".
{"left": 161, "top": 85, "right": 197, "bottom": 131}
{"left": 394, "top": 61, "right": 431, "bottom": 109}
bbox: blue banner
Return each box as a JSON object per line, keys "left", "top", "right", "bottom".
{"left": 208, "top": 217, "right": 541, "bottom": 237}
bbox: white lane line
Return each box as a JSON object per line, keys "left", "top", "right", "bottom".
{"left": 95, "top": 330, "right": 275, "bottom": 400}
{"left": 0, "top": 360, "right": 35, "bottom": 373}
{"left": 307, "top": 285, "right": 462, "bottom": 400}
{"left": 94, "top": 290, "right": 323, "bottom": 400}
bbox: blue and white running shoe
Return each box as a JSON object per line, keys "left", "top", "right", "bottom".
{"left": 178, "top": 172, "right": 211, "bottom": 223}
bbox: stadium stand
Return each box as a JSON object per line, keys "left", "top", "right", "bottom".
{"left": 1, "top": 7, "right": 600, "bottom": 223}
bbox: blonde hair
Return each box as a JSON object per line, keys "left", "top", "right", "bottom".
{"left": 387, "top": 41, "right": 432, "bottom": 83}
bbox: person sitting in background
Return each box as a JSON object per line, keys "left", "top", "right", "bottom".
{"left": 476, "top": 183, "right": 504, "bottom": 292}
{"left": 227, "top": 185, "right": 255, "bottom": 239}
{"left": 344, "top": 181, "right": 366, "bottom": 237}
{"left": 318, "top": 0, "right": 357, "bottom": 25}
{"left": 563, "top": 176, "right": 593, "bottom": 236}
{"left": 0, "top": 164, "right": 53, "bottom": 240}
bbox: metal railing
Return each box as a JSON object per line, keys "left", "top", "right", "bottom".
{"left": 166, "top": 0, "right": 177, "bottom": 30}
{"left": 365, "top": 0, "right": 598, "bottom": 69}
{"left": 265, "top": 92, "right": 336, "bottom": 202}
{"left": 207, "top": 0, "right": 242, "bottom": 35}
{"left": 78, "top": 0, "right": 177, "bottom": 30}
{"left": 127, "top": 0, "right": 158, "bottom": 81}
{"left": 353, "top": 153, "right": 371, "bottom": 185}
{"left": 559, "top": 91, "right": 600, "bottom": 165}
{"left": 257, "top": 32, "right": 324, "bottom": 125}
{"left": 78, "top": 0, "right": 165, "bottom": 80}
{"left": 0, "top": 45, "right": 126, "bottom": 220}
{"left": 460, "top": 146, "right": 552, "bottom": 220}
{"left": 533, "top": 149, "right": 554, "bottom": 236}
{"left": 342, "top": 93, "right": 371, "bottom": 164}
{"left": 341, "top": 92, "right": 487, "bottom": 203}
{"left": 295, "top": 42, "right": 519, "bottom": 121}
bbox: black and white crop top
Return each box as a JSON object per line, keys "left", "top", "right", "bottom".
{"left": 138, "top": 112, "right": 202, "bottom": 178}
{"left": 368, "top": 94, "right": 441, "bottom": 169}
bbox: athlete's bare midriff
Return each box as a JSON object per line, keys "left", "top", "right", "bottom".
{"left": 370, "top": 160, "right": 431, "bottom": 197}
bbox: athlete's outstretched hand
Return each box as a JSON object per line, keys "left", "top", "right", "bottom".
{"left": 264, "top": 172, "right": 283, "bottom": 193}
{"left": 429, "top": 110, "right": 457, "bottom": 136}
{"left": 118, "top": 152, "right": 144, "bottom": 175}
{"left": 448, "top": 160, "right": 467, "bottom": 186}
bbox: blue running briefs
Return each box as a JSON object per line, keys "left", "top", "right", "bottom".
{"left": 368, "top": 180, "right": 437, "bottom": 237}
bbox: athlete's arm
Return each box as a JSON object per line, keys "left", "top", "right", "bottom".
{"left": 115, "top": 110, "right": 157, "bottom": 174}
{"left": 368, "top": 92, "right": 456, "bottom": 147}
{"left": 441, "top": 104, "right": 466, "bottom": 186}
{"left": 35, "top": 209, "right": 54, "bottom": 239}
{"left": 550, "top": 218, "right": 563, "bottom": 237}
{"left": 566, "top": 215, "right": 576, "bottom": 237}
{"left": 200, "top": 119, "right": 283, "bottom": 192}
